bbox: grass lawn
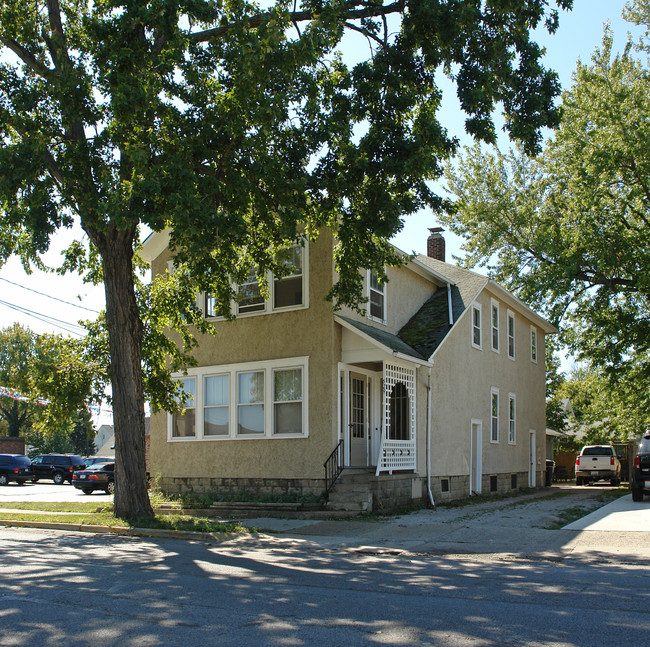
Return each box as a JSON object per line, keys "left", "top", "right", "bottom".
{"left": 0, "top": 501, "right": 249, "bottom": 534}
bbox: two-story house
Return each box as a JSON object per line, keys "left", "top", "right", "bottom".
{"left": 141, "top": 227, "right": 556, "bottom": 511}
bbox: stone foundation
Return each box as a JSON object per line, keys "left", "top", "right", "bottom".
{"left": 158, "top": 469, "right": 545, "bottom": 511}
{"left": 430, "top": 471, "right": 538, "bottom": 503}
{"left": 158, "top": 476, "right": 325, "bottom": 501}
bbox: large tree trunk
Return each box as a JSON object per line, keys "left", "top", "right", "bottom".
{"left": 95, "top": 223, "right": 153, "bottom": 519}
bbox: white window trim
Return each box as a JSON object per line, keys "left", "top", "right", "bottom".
{"left": 201, "top": 242, "right": 309, "bottom": 320}
{"left": 367, "top": 269, "right": 387, "bottom": 324}
{"left": 491, "top": 299, "right": 500, "bottom": 353}
{"left": 168, "top": 356, "right": 309, "bottom": 441}
{"left": 507, "top": 309, "right": 515, "bottom": 360}
{"left": 471, "top": 303, "right": 482, "bottom": 350}
{"left": 490, "top": 387, "right": 499, "bottom": 444}
{"left": 530, "top": 325, "right": 538, "bottom": 363}
{"left": 508, "top": 393, "right": 516, "bottom": 445}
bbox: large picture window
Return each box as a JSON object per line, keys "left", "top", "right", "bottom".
{"left": 204, "top": 374, "right": 229, "bottom": 436}
{"left": 169, "top": 358, "right": 308, "bottom": 441}
{"left": 238, "top": 371, "right": 265, "bottom": 434}
{"left": 172, "top": 377, "right": 196, "bottom": 438}
{"left": 273, "top": 368, "right": 303, "bottom": 434}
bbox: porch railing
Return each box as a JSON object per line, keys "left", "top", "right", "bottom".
{"left": 376, "top": 438, "right": 416, "bottom": 475}
{"left": 324, "top": 439, "right": 344, "bottom": 495}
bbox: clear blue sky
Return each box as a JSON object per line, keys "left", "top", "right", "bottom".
{"left": 0, "top": 0, "right": 641, "bottom": 337}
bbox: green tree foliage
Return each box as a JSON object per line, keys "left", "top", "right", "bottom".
{"left": 24, "top": 408, "right": 96, "bottom": 456}
{"left": 0, "top": 0, "right": 571, "bottom": 517}
{"left": 545, "top": 335, "right": 568, "bottom": 434}
{"left": 0, "top": 323, "right": 102, "bottom": 440}
{"left": 554, "top": 363, "right": 648, "bottom": 450}
{"left": 441, "top": 0, "right": 650, "bottom": 402}
{"left": 0, "top": 324, "right": 43, "bottom": 437}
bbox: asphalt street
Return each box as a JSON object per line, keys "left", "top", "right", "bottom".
{"left": 0, "top": 485, "right": 648, "bottom": 646}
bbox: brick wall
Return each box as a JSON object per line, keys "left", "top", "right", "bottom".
{"left": 0, "top": 437, "right": 26, "bottom": 454}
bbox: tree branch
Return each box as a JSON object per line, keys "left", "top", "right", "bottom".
{"left": 189, "top": 2, "right": 404, "bottom": 43}
{"left": 0, "top": 35, "right": 53, "bottom": 79}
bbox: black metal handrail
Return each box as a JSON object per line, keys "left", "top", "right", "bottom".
{"left": 324, "top": 439, "right": 344, "bottom": 495}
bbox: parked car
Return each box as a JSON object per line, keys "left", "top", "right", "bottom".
{"left": 72, "top": 462, "right": 115, "bottom": 494}
{"left": 631, "top": 432, "right": 650, "bottom": 502}
{"left": 82, "top": 456, "right": 113, "bottom": 467}
{"left": 575, "top": 445, "right": 621, "bottom": 486}
{"left": 30, "top": 454, "right": 86, "bottom": 484}
{"left": 0, "top": 454, "right": 33, "bottom": 486}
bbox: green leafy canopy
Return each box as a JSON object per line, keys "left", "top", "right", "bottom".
{"left": 442, "top": 1, "right": 650, "bottom": 412}
{"left": 0, "top": 0, "right": 572, "bottom": 517}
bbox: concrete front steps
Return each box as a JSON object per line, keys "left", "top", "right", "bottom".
{"left": 325, "top": 468, "right": 420, "bottom": 514}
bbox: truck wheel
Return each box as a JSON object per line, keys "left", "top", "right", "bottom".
{"left": 632, "top": 487, "right": 644, "bottom": 502}
{"left": 0, "top": 474, "right": 8, "bottom": 486}
{"left": 576, "top": 477, "right": 582, "bottom": 486}
{"left": 53, "top": 472, "right": 65, "bottom": 485}
{"left": 610, "top": 476, "right": 620, "bottom": 487}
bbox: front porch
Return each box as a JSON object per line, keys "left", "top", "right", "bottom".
{"left": 336, "top": 315, "right": 430, "bottom": 478}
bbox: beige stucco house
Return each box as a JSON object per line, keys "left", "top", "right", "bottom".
{"left": 142, "top": 227, "right": 557, "bottom": 511}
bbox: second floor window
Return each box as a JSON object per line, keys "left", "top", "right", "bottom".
{"left": 531, "top": 327, "right": 538, "bottom": 362}
{"left": 238, "top": 267, "right": 265, "bottom": 314}
{"left": 203, "top": 243, "right": 307, "bottom": 319}
{"left": 507, "top": 311, "right": 515, "bottom": 359}
{"left": 274, "top": 245, "right": 303, "bottom": 309}
{"left": 472, "top": 305, "right": 482, "bottom": 348}
{"left": 369, "top": 271, "right": 386, "bottom": 322}
{"left": 491, "top": 301, "right": 500, "bottom": 352}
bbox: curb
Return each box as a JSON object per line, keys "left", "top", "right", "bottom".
{"left": 0, "top": 518, "right": 242, "bottom": 542}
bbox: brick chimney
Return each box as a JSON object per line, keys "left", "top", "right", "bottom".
{"left": 427, "top": 227, "right": 445, "bottom": 262}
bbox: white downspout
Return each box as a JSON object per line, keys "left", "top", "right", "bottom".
{"left": 447, "top": 283, "right": 454, "bottom": 325}
{"left": 426, "top": 365, "right": 435, "bottom": 508}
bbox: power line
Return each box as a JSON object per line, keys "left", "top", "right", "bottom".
{"left": 0, "top": 276, "right": 101, "bottom": 313}
{"left": 0, "top": 299, "right": 87, "bottom": 337}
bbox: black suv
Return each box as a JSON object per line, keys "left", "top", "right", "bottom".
{"left": 0, "top": 454, "right": 33, "bottom": 486}
{"left": 631, "top": 433, "right": 650, "bottom": 502}
{"left": 30, "top": 454, "right": 86, "bottom": 484}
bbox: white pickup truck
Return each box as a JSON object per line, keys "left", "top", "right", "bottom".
{"left": 575, "top": 445, "right": 621, "bottom": 486}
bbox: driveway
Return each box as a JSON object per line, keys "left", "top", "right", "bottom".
{"left": 234, "top": 485, "right": 650, "bottom": 560}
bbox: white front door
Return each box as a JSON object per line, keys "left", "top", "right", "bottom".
{"left": 349, "top": 372, "right": 370, "bottom": 467}
{"left": 471, "top": 420, "right": 483, "bottom": 495}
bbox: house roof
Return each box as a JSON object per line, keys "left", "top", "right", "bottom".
{"left": 398, "top": 254, "right": 557, "bottom": 360}
{"left": 335, "top": 315, "right": 430, "bottom": 365}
